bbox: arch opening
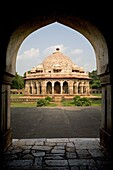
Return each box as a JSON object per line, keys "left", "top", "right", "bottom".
{"left": 2, "top": 15, "right": 111, "bottom": 153}
{"left": 10, "top": 22, "right": 101, "bottom": 139}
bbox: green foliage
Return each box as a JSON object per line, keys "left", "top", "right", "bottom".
{"left": 89, "top": 70, "right": 101, "bottom": 89}
{"left": 90, "top": 80, "right": 101, "bottom": 89}
{"left": 36, "top": 98, "right": 49, "bottom": 107}
{"left": 36, "top": 96, "right": 52, "bottom": 107}
{"left": 11, "top": 72, "right": 24, "bottom": 89}
{"left": 73, "top": 95, "right": 91, "bottom": 106}
{"left": 45, "top": 96, "right": 52, "bottom": 102}
{"left": 73, "top": 96, "right": 82, "bottom": 106}
{"left": 81, "top": 97, "right": 92, "bottom": 106}
{"left": 23, "top": 72, "right": 26, "bottom": 78}
{"left": 62, "top": 100, "right": 74, "bottom": 106}
{"left": 23, "top": 70, "right": 31, "bottom": 77}
{"left": 89, "top": 70, "right": 99, "bottom": 80}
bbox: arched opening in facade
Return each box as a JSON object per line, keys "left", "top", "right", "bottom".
{"left": 34, "top": 82, "right": 37, "bottom": 94}
{"left": 54, "top": 81, "right": 61, "bottom": 94}
{"left": 39, "top": 82, "right": 42, "bottom": 94}
{"left": 78, "top": 82, "right": 81, "bottom": 94}
{"left": 46, "top": 82, "right": 52, "bottom": 94}
{"left": 63, "top": 81, "right": 68, "bottom": 94}
{"left": 83, "top": 82, "right": 87, "bottom": 94}
{"left": 30, "top": 86, "right": 32, "bottom": 94}
{"left": 1, "top": 14, "right": 111, "bottom": 154}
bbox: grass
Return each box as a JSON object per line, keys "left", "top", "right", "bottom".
{"left": 10, "top": 94, "right": 24, "bottom": 98}
{"left": 11, "top": 102, "right": 36, "bottom": 107}
{"left": 11, "top": 102, "right": 58, "bottom": 107}
{"left": 10, "top": 94, "right": 101, "bottom": 107}
{"left": 62, "top": 99, "right": 101, "bottom": 107}
{"left": 90, "top": 99, "right": 102, "bottom": 106}
{"left": 91, "top": 93, "right": 102, "bottom": 97}
{"left": 11, "top": 99, "right": 101, "bottom": 107}
{"left": 61, "top": 100, "right": 75, "bottom": 106}
{"left": 46, "top": 102, "right": 58, "bottom": 107}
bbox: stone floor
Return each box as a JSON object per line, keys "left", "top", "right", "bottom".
{"left": 3, "top": 138, "right": 113, "bottom": 170}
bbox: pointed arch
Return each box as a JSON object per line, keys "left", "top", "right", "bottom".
{"left": 46, "top": 81, "right": 52, "bottom": 94}
{"left": 54, "top": 81, "right": 61, "bottom": 94}
{"left": 63, "top": 81, "right": 68, "bottom": 94}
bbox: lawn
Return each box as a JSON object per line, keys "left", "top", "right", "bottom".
{"left": 10, "top": 99, "right": 101, "bottom": 107}
{"left": 10, "top": 94, "right": 101, "bottom": 107}
{"left": 61, "top": 99, "right": 101, "bottom": 107}
{"left": 11, "top": 101, "right": 58, "bottom": 107}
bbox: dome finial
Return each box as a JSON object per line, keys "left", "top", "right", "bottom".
{"left": 56, "top": 48, "right": 60, "bottom": 51}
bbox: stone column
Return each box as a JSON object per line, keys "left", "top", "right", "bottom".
{"left": 87, "top": 82, "right": 90, "bottom": 95}
{"left": 36, "top": 82, "right": 39, "bottom": 94}
{"left": 60, "top": 81, "right": 63, "bottom": 94}
{"left": 80, "top": 83, "right": 83, "bottom": 94}
{"left": 41, "top": 81, "right": 46, "bottom": 95}
{"left": 75, "top": 82, "right": 78, "bottom": 94}
{"left": 68, "top": 81, "right": 73, "bottom": 94}
{"left": 25, "top": 82, "right": 29, "bottom": 95}
{"left": 100, "top": 73, "right": 112, "bottom": 152}
{"left": 31, "top": 81, "right": 35, "bottom": 95}
{"left": 52, "top": 82, "right": 54, "bottom": 94}
{"left": 1, "top": 72, "right": 13, "bottom": 152}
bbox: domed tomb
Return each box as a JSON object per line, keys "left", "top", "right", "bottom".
{"left": 24, "top": 48, "right": 91, "bottom": 96}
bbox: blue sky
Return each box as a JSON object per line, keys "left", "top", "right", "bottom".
{"left": 16, "top": 22, "right": 96, "bottom": 76}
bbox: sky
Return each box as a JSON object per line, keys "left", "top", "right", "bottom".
{"left": 16, "top": 22, "right": 96, "bottom": 76}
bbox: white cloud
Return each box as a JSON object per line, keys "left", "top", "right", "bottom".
{"left": 17, "top": 48, "right": 40, "bottom": 60}
{"left": 70, "top": 49, "right": 83, "bottom": 55}
{"left": 42, "top": 44, "right": 68, "bottom": 56}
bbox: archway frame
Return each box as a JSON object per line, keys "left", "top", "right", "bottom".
{"left": 1, "top": 14, "right": 111, "bottom": 152}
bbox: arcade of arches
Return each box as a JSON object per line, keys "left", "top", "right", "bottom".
{"left": 26, "top": 80, "right": 90, "bottom": 95}
{"left": 0, "top": 9, "right": 112, "bottom": 160}
{"left": 24, "top": 49, "right": 91, "bottom": 96}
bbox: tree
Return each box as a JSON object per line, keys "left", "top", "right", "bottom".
{"left": 89, "top": 70, "right": 101, "bottom": 89}
{"left": 23, "top": 70, "right": 31, "bottom": 78}
{"left": 11, "top": 72, "right": 24, "bottom": 89}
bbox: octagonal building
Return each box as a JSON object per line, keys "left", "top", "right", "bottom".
{"left": 24, "top": 48, "right": 91, "bottom": 97}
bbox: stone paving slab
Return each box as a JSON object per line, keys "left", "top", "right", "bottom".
{"left": 3, "top": 138, "right": 113, "bottom": 170}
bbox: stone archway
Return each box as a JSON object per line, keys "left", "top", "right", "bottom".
{"left": 1, "top": 14, "right": 111, "bottom": 153}
{"left": 46, "top": 82, "right": 52, "bottom": 94}
{"left": 63, "top": 81, "right": 68, "bottom": 94}
{"left": 54, "top": 81, "right": 61, "bottom": 94}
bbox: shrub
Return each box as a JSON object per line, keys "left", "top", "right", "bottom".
{"left": 73, "top": 95, "right": 91, "bottom": 106}
{"left": 81, "top": 97, "right": 92, "bottom": 106}
{"left": 45, "top": 96, "right": 52, "bottom": 102}
{"left": 36, "top": 98, "right": 49, "bottom": 107}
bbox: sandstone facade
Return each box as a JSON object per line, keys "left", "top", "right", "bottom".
{"left": 24, "top": 48, "right": 91, "bottom": 96}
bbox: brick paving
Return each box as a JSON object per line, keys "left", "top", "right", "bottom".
{"left": 3, "top": 138, "right": 113, "bottom": 169}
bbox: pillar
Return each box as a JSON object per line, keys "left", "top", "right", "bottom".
{"left": 68, "top": 81, "right": 73, "bottom": 94}
{"left": 87, "top": 82, "right": 90, "bottom": 95}
{"left": 25, "top": 83, "right": 29, "bottom": 95}
{"left": 36, "top": 84, "right": 39, "bottom": 94}
{"left": 52, "top": 82, "right": 54, "bottom": 94}
{"left": 100, "top": 73, "right": 112, "bottom": 152}
{"left": 0, "top": 72, "right": 13, "bottom": 152}
{"left": 80, "top": 83, "right": 83, "bottom": 94}
{"left": 41, "top": 81, "right": 46, "bottom": 95}
{"left": 75, "top": 82, "right": 78, "bottom": 94}
{"left": 60, "top": 81, "right": 63, "bottom": 94}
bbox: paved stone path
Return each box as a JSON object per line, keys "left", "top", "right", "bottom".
{"left": 11, "top": 106, "right": 101, "bottom": 138}
{"left": 4, "top": 106, "right": 112, "bottom": 169}
{"left": 3, "top": 138, "right": 113, "bottom": 169}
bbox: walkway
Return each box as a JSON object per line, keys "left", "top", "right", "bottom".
{"left": 3, "top": 138, "right": 113, "bottom": 169}
{"left": 11, "top": 106, "right": 101, "bottom": 138}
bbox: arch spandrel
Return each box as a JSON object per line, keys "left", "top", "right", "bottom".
{"left": 6, "top": 14, "right": 108, "bottom": 76}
